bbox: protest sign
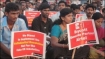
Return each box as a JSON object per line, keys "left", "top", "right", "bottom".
{"left": 24, "top": 11, "right": 57, "bottom": 26}
{"left": 11, "top": 30, "right": 46, "bottom": 58}
{"left": 75, "top": 14, "right": 87, "bottom": 22}
{"left": 24, "top": 11, "right": 40, "bottom": 26}
{"left": 67, "top": 20, "right": 99, "bottom": 50}
{"left": 0, "top": 0, "right": 6, "bottom": 2}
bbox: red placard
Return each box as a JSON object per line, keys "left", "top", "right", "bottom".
{"left": 0, "top": 0, "right": 6, "bottom": 2}
{"left": 24, "top": 11, "right": 57, "bottom": 27}
{"left": 24, "top": 11, "right": 40, "bottom": 27}
{"left": 11, "top": 30, "right": 46, "bottom": 58}
{"left": 49, "top": 11, "right": 57, "bottom": 18}
{"left": 67, "top": 20, "right": 99, "bottom": 50}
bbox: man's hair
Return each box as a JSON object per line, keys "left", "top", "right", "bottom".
{"left": 92, "top": 2, "right": 97, "bottom": 5}
{"left": 92, "top": 12, "right": 103, "bottom": 20}
{"left": 5, "top": 2, "right": 19, "bottom": 13}
{"left": 72, "top": 5, "right": 80, "bottom": 10}
{"left": 58, "top": 1, "right": 67, "bottom": 6}
{"left": 70, "top": 4, "right": 77, "bottom": 10}
{"left": 102, "top": 8, "right": 105, "bottom": 13}
{"left": 38, "top": 3, "right": 50, "bottom": 10}
{"left": 85, "top": 4, "right": 96, "bottom": 10}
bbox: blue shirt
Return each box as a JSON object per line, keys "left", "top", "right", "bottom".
{"left": 51, "top": 25, "right": 63, "bottom": 38}
{"left": 0, "top": 16, "right": 27, "bottom": 49}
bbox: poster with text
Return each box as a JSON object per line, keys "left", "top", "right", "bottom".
{"left": 11, "top": 30, "right": 46, "bottom": 58}
{"left": 24, "top": 11, "right": 57, "bottom": 26}
{"left": 24, "top": 11, "right": 40, "bottom": 26}
{"left": 75, "top": 14, "right": 87, "bottom": 22}
{"left": 67, "top": 20, "right": 99, "bottom": 50}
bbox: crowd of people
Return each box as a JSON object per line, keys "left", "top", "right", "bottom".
{"left": 0, "top": 0, "right": 105, "bottom": 59}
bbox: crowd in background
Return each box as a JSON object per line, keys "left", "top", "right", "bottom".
{"left": 0, "top": 0, "right": 105, "bottom": 59}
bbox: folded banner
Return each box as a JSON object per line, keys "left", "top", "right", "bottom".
{"left": 67, "top": 20, "right": 99, "bottom": 50}
{"left": 11, "top": 30, "right": 46, "bottom": 58}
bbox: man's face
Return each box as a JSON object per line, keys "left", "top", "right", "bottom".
{"left": 41, "top": 8, "right": 50, "bottom": 18}
{"left": 85, "top": 7, "right": 95, "bottom": 17}
{"left": 22, "top": 3, "right": 26, "bottom": 10}
{"left": 74, "top": 9, "right": 80, "bottom": 14}
{"left": 5, "top": 11, "right": 19, "bottom": 22}
{"left": 58, "top": 3, "right": 66, "bottom": 11}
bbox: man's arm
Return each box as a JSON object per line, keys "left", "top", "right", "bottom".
{"left": 0, "top": 42, "right": 10, "bottom": 55}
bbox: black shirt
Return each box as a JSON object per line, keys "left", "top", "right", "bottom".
{"left": 31, "top": 15, "right": 52, "bottom": 35}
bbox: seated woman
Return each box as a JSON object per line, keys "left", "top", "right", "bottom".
{"left": 89, "top": 12, "right": 105, "bottom": 59}
{"left": 46, "top": 8, "right": 90, "bottom": 59}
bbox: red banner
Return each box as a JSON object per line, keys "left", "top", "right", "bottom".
{"left": 11, "top": 30, "right": 46, "bottom": 58}
{"left": 67, "top": 20, "right": 99, "bottom": 50}
{"left": 24, "top": 11, "right": 40, "bottom": 27}
{"left": 0, "top": 0, "right": 6, "bottom": 2}
{"left": 24, "top": 11, "right": 57, "bottom": 26}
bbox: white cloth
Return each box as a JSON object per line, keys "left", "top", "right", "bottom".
{"left": 96, "top": 10, "right": 100, "bottom": 12}
{"left": 50, "top": 12, "right": 60, "bottom": 22}
{"left": 72, "top": 0, "right": 81, "bottom": 5}
{"left": 0, "top": 11, "right": 4, "bottom": 18}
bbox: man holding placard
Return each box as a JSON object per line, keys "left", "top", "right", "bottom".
{"left": 0, "top": 3, "right": 27, "bottom": 59}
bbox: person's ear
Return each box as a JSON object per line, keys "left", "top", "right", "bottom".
{"left": 61, "top": 17, "right": 64, "bottom": 21}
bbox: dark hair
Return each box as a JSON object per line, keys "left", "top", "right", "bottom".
{"left": 70, "top": 4, "right": 77, "bottom": 10}
{"left": 5, "top": 2, "right": 19, "bottom": 13}
{"left": 85, "top": 4, "right": 96, "bottom": 10}
{"left": 53, "top": 8, "right": 73, "bottom": 25}
{"left": 102, "top": 8, "right": 105, "bottom": 13}
{"left": 58, "top": 1, "right": 67, "bottom": 6}
{"left": 38, "top": 3, "right": 50, "bottom": 10}
{"left": 92, "top": 12, "right": 103, "bottom": 20}
{"left": 92, "top": 2, "right": 97, "bottom": 4}
{"left": 72, "top": 5, "right": 80, "bottom": 10}
{"left": 78, "top": 4, "right": 82, "bottom": 7}
{"left": 28, "top": 2, "right": 34, "bottom": 5}
{"left": 78, "top": 4, "right": 83, "bottom": 8}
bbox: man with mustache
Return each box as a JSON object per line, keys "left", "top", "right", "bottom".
{"left": 85, "top": 4, "right": 96, "bottom": 19}
{"left": 31, "top": 3, "right": 52, "bottom": 41}
{"left": 0, "top": 2, "right": 27, "bottom": 59}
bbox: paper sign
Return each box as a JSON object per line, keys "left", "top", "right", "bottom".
{"left": 11, "top": 30, "right": 46, "bottom": 58}
{"left": 75, "top": 14, "right": 87, "bottom": 22}
{"left": 24, "top": 11, "right": 57, "bottom": 26}
{"left": 0, "top": 0, "right": 6, "bottom": 2}
{"left": 67, "top": 20, "right": 99, "bottom": 50}
{"left": 24, "top": 11, "right": 40, "bottom": 26}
